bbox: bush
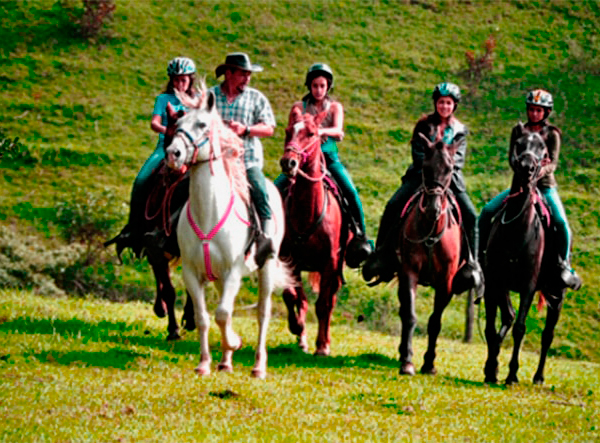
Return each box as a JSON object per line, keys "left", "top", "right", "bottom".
{"left": 0, "top": 130, "right": 36, "bottom": 165}
{"left": 462, "top": 35, "right": 496, "bottom": 97}
{"left": 60, "top": 0, "right": 116, "bottom": 40}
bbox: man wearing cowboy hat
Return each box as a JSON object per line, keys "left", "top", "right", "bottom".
{"left": 210, "top": 52, "right": 277, "bottom": 267}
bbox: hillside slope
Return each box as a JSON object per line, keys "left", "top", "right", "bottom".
{"left": 1, "top": 0, "right": 598, "bottom": 360}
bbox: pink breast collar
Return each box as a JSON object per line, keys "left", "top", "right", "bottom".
{"left": 186, "top": 193, "right": 250, "bottom": 281}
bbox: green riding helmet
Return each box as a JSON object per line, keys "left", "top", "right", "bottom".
{"left": 526, "top": 89, "right": 553, "bottom": 110}
{"left": 167, "top": 57, "right": 196, "bottom": 76}
{"left": 432, "top": 82, "right": 461, "bottom": 103}
{"left": 305, "top": 63, "right": 334, "bottom": 90}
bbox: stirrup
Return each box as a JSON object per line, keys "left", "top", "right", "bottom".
{"left": 255, "top": 234, "right": 275, "bottom": 268}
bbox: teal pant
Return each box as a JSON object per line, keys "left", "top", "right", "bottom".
{"left": 478, "top": 186, "right": 571, "bottom": 260}
{"left": 274, "top": 139, "right": 366, "bottom": 234}
{"left": 128, "top": 145, "right": 165, "bottom": 225}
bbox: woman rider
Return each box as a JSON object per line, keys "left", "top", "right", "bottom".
{"left": 478, "top": 89, "right": 582, "bottom": 290}
{"left": 107, "top": 57, "right": 196, "bottom": 256}
{"left": 363, "top": 82, "right": 483, "bottom": 294}
{"left": 275, "top": 63, "right": 373, "bottom": 267}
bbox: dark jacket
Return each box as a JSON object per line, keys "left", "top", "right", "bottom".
{"left": 403, "top": 113, "right": 469, "bottom": 192}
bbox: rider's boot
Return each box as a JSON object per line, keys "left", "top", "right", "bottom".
{"left": 104, "top": 223, "right": 143, "bottom": 259}
{"left": 346, "top": 226, "right": 374, "bottom": 269}
{"left": 255, "top": 218, "right": 276, "bottom": 268}
{"left": 558, "top": 258, "right": 582, "bottom": 290}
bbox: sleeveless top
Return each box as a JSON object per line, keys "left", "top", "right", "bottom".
{"left": 303, "top": 98, "right": 339, "bottom": 154}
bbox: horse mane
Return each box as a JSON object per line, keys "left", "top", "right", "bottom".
{"left": 177, "top": 80, "right": 250, "bottom": 205}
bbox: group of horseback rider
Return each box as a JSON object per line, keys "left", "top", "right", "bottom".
{"left": 108, "top": 52, "right": 581, "bottom": 293}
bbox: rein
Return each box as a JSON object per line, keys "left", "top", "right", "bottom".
{"left": 284, "top": 136, "right": 326, "bottom": 182}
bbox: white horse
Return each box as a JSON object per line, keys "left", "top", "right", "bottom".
{"left": 164, "top": 83, "right": 290, "bottom": 379}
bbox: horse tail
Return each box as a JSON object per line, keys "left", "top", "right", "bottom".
{"left": 270, "top": 258, "right": 297, "bottom": 290}
{"left": 308, "top": 272, "right": 320, "bottom": 292}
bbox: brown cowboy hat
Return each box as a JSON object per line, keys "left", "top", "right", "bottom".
{"left": 215, "top": 52, "right": 264, "bottom": 78}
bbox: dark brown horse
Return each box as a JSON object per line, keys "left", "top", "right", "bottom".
{"left": 105, "top": 103, "right": 194, "bottom": 340}
{"left": 279, "top": 108, "right": 351, "bottom": 356}
{"left": 395, "top": 135, "right": 465, "bottom": 376}
{"left": 483, "top": 126, "right": 563, "bottom": 385}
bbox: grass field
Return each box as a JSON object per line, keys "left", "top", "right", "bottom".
{"left": 1, "top": 290, "right": 599, "bottom": 442}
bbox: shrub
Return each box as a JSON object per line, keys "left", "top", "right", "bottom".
{"left": 60, "top": 0, "right": 116, "bottom": 40}
{"left": 463, "top": 35, "right": 496, "bottom": 97}
{"left": 0, "top": 130, "right": 36, "bottom": 165}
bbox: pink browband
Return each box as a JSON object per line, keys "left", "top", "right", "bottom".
{"left": 186, "top": 193, "right": 250, "bottom": 281}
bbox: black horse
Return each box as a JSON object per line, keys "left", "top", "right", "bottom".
{"left": 482, "top": 125, "right": 564, "bottom": 385}
{"left": 105, "top": 104, "right": 194, "bottom": 340}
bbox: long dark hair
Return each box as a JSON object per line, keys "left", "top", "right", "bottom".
{"left": 163, "top": 73, "right": 196, "bottom": 96}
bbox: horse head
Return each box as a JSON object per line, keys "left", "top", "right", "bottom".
{"left": 512, "top": 124, "right": 549, "bottom": 189}
{"left": 280, "top": 110, "right": 327, "bottom": 178}
{"left": 419, "top": 133, "right": 457, "bottom": 218}
{"left": 164, "top": 82, "right": 220, "bottom": 174}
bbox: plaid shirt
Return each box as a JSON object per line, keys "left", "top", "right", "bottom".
{"left": 209, "top": 84, "right": 276, "bottom": 169}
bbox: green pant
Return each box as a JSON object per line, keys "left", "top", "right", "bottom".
{"left": 128, "top": 145, "right": 165, "bottom": 225}
{"left": 247, "top": 166, "right": 271, "bottom": 220}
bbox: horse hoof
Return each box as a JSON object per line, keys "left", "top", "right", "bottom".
{"left": 533, "top": 376, "right": 544, "bottom": 385}
{"left": 400, "top": 362, "right": 416, "bottom": 376}
{"left": 218, "top": 363, "right": 233, "bottom": 373}
{"left": 297, "top": 336, "right": 309, "bottom": 353}
{"left": 153, "top": 299, "right": 167, "bottom": 318}
{"left": 194, "top": 366, "right": 211, "bottom": 376}
{"left": 484, "top": 376, "right": 498, "bottom": 384}
{"left": 251, "top": 369, "right": 267, "bottom": 379}
{"left": 505, "top": 376, "right": 519, "bottom": 385}
{"left": 420, "top": 364, "right": 437, "bottom": 375}
{"left": 314, "top": 347, "right": 330, "bottom": 357}
{"left": 166, "top": 331, "right": 181, "bottom": 341}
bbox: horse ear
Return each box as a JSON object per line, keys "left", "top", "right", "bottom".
{"left": 206, "top": 90, "right": 216, "bottom": 112}
{"left": 166, "top": 102, "right": 178, "bottom": 120}
{"left": 418, "top": 132, "right": 433, "bottom": 149}
{"left": 291, "top": 106, "right": 303, "bottom": 123}
{"left": 517, "top": 121, "right": 529, "bottom": 136}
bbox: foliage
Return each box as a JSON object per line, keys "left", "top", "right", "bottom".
{"left": 0, "top": 226, "right": 86, "bottom": 296}
{"left": 0, "top": 130, "right": 36, "bottom": 165}
{"left": 0, "top": 0, "right": 599, "bottom": 363}
{"left": 0, "top": 291, "right": 598, "bottom": 442}
{"left": 60, "top": 0, "right": 116, "bottom": 40}
{"left": 462, "top": 35, "right": 496, "bottom": 97}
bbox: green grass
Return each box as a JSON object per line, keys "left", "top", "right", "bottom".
{"left": 1, "top": 0, "right": 599, "bottom": 388}
{"left": 1, "top": 290, "right": 599, "bottom": 442}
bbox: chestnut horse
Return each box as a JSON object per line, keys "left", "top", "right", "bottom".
{"left": 105, "top": 104, "right": 194, "bottom": 340}
{"left": 279, "top": 109, "right": 351, "bottom": 356}
{"left": 395, "top": 136, "right": 464, "bottom": 376}
{"left": 483, "top": 126, "right": 564, "bottom": 385}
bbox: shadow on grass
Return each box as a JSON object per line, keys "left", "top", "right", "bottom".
{"left": 1, "top": 316, "right": 399, "bottom": 370}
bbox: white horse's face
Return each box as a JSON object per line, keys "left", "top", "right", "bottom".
{"left": 165, "top": 92, "right": 217, "bottom": 173}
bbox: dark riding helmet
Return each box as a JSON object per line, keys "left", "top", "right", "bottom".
{"left": 305, "top": 63, "right": 334, "bottom": 90}
{"left": 432, "top": 82, "right": 461, "bottom": 103}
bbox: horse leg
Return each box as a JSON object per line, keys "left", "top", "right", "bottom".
{"left": 533, "top": 292, "right": 564, "bottom": 385}
{"left": 182, "top": 266, "right": 211, "bottom": 375}
{"left": 398, "top": 273, "right": 418, "bottom": 376}
{"left": 251, "top": 266, "right": 274, "bottom": 379}
{"left": 506, "top": 288, "right": 536, "bottom": 385}
{"left": 314, "top": 271, "right": 341, "bottom": 356}
{"left": 421, "top": 289, "right": 453, "bottom": 375}
{"left": 215, "top": 275, "right": 243, "bottom": 373}
{"left": 282, "top": 270, "right": 309, "bottom": 352}
{"left": 484, "top": 287, "right": 501, "bottom": 383}
{"left": 149, "top": 257, "right": 180, "bottom": 341}
{"left": 181, "top": 290, "right": 196, "bottom": 331}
